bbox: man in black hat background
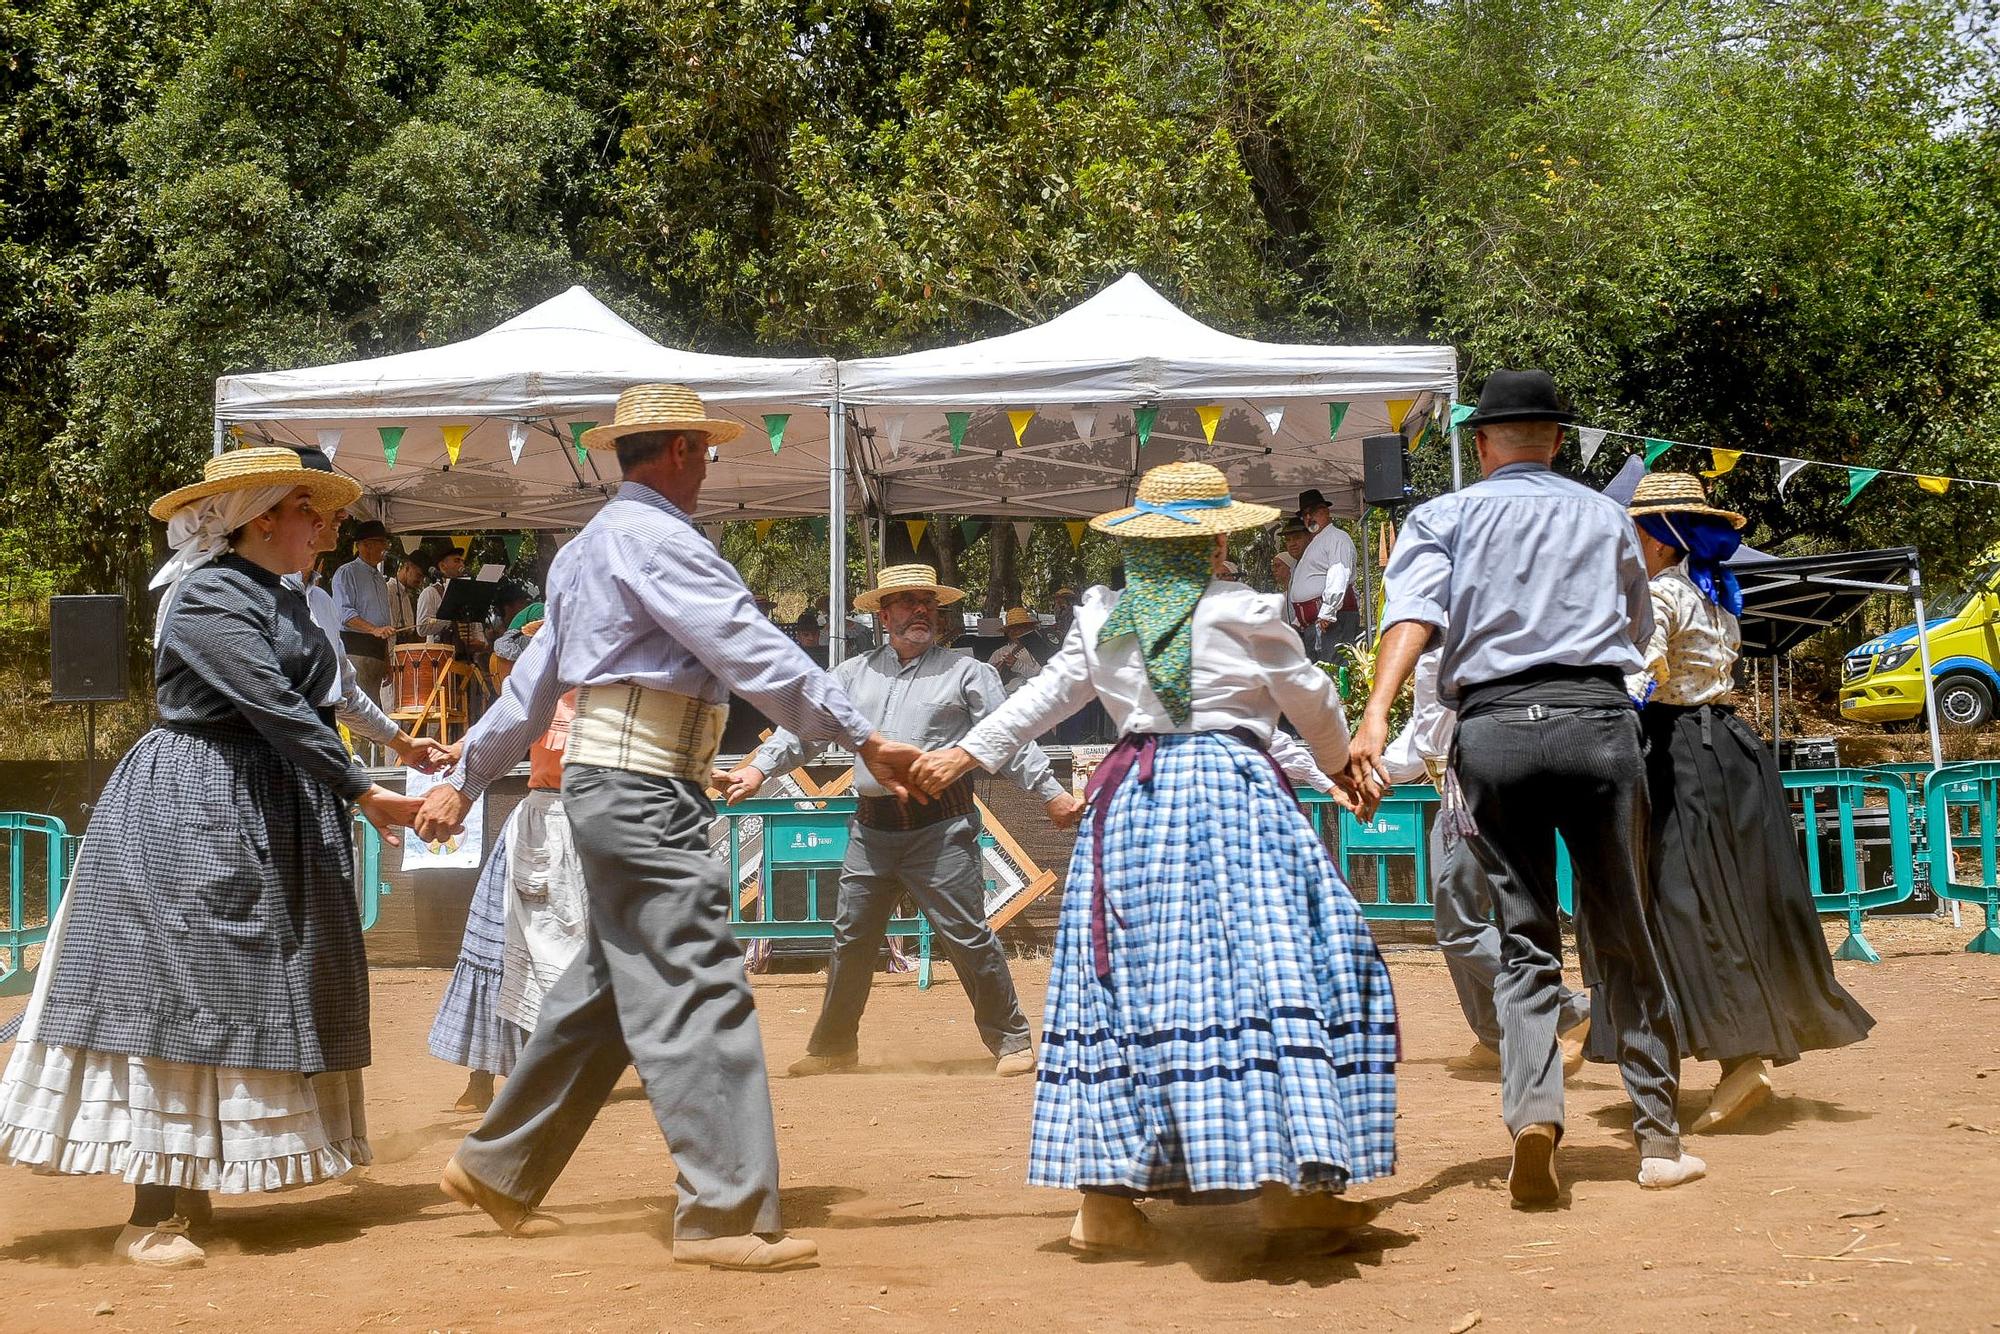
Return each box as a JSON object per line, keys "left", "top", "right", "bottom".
{"left": 1287, "top": 487, "right": 1359, "bottom": 659}
{"left": 334, "top": 517, "right": 397, "bottom": 703}
{"left": 1345, "top": 368, "right": 1705, "bottom": 1205}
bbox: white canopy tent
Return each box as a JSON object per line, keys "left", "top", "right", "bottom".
{"left": 214, "top": 286, "right": 843, "bottom": 530}
{"left": 838, "top": 273, "right": 1458, "bottom": 519}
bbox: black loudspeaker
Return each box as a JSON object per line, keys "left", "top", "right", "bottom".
{"left": 51, "top": 594, "right": 129, "bottom": 702}
{"left": 1362, "top": 433, "right": 1412, "bottom": 507}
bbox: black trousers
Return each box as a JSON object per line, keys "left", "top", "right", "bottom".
{"left": 1454, "top": 700, "right": 1683, "bottom": 1160}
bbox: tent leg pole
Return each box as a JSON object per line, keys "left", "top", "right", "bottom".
{"left": 829, "top": 402, "right": 847, "bottom": 668}
{"left": 1771, "top": 654, "right": 1782, "bottom": 756}
{"left": 1912, "top": 575, "right": 1944, "bottom": 772}
{"left": 213, "top": 417, "right": 226, "bottom": 457}
{"left": 1450, "top": 424, "right": 1463, "bottom": 493}
{"left": 1358, "top": 514, "right": 1374, "bottom": 645}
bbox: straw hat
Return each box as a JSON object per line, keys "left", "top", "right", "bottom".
{"left": 580, "top": 383, "right": 744, "bottom": 451}
{"left": 1089, "top": 461, "right": 1281, "bottom": 538}
{"left": 853, "top": 564, "right": 966, "bottom": 613}
{"left": 1003, "top": 607, "right": 1037, "bottom": 632}
{"left": 1627, "top": 471, "right": 1746, "bottom": 530}
{"left": 150, "top": 446, "right": 361, "bottom": 522}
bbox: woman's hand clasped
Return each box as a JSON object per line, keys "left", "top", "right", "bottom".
{"left": 356, "top": 784, "right": 425, "bottom": 848}
{"left": 910, "top": 746, "right": 979, "bottom": 797}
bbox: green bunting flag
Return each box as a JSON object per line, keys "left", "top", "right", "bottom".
{"left": 568, "top": 422, "right": 595, "bottom": 466}
{"left": 806, "top": 516, "right": 829, "bottom": 540}
{"left": 1843, "top": 467, "right": 1881, "bottom": 506}
{"left": 502, "top": 533, "right": 523, "bottom": 561}
{"left": 1134, "top": 404, "right": 1158, "bottom": 448}
{"left": 763, "top": 413, "right": 789, "bottom": 455}
{"left": 946, "top": 411, "right": 971, "bottom": 453}
{"left": 1449, "top": 402, "right": 1475, "bottom": 430}
{"left": 378, "top": 425, "right": 404, "bottom": 467}
{"left": 1327, "top": 401, "right": 1349, "bottom": 439}
{"left": 958, "top": 519, "right": 988, "bottom": 546}
{"left": 1643, "top": 437, "right": 1673, "bottom": 465}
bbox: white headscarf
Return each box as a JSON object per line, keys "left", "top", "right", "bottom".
{"left": 150, "top": 483, "right": 296, "bottom": 634}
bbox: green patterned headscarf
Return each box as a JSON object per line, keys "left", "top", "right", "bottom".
{"left": 1097, "top": 535, "right": 1212, "bottom": 724}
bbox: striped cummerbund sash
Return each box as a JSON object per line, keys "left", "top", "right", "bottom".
{"left": 565, "top": 684, "right": 728, "bottom": 783}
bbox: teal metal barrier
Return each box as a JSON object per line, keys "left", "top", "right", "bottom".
{"left": 1, "top": 812, "right": 70, "bottom": 997}
{"left": 719, "top": 797, "right": 933, "bottom": 988}
{"left": 354, "top": 815, "right": 391, "bottom": 933}
{"left": 1303, "top": 786, "right": 1440, "bottom": 919}
{"left": 1784, "top": 768, "right": 1914, "bottom": 963}
{"left": 1922, "top": 762, "right": 2000, "bottom": 954}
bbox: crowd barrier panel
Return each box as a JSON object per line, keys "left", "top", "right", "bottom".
{"left": 0, "top": 811, "right": 69, "bottom": 998}
{"left": 354, "top": 814, "right": 391, "bottom": 934}
{"left": 1784, "top": 768, "right": 1914, "bottom": 963}
{"left": 1303, "top": 786, "right": 1440, "bottom": 920}
{"left": 1921, "top": 762, "right": 2000, "bottom": 954}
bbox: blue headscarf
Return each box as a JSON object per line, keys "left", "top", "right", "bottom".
{"left": 1637, "top": 512, "right": 1743, "bottom": 617}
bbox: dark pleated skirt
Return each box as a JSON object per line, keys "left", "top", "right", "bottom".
{"left": 1638, "top": 703, "right": 1874, "bottom": 1066}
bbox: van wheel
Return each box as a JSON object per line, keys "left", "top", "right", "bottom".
{"left": 1934, "top": 674, "right": 1995, "bottom": 729}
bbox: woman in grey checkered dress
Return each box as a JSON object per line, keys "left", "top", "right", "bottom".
{"left": 0, "top": 450, "right": 420, "bottom": 1270}
{"left": 911, "top": 465, "right": 1399, "bottom": 1256}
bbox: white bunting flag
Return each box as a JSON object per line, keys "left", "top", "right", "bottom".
{"left": 1012, "top": 520, "right": 1034, "bottom": 549}
{"left": 1260, "top": 404, "right": 1286, "bottom": 437}
{"left": 883, "top": 413, "right": 906, "bottom": 460}
{"left": 507, "top": 421, "right": 527, "bottom": 465}
{"left": 1576, "top": 426, "right": 1607, "bottom": 467}
{"left": 1777, "top": 458, "right": 1810, "bottom": 495}
{"left": 1070, "top": 408, "right": 1097, "bottom": 441}
{"left": 315, "top": 428, "right": 342, "bottom": 460}
{"left": 400, "top": 534, "right": 422, "bottom": 553}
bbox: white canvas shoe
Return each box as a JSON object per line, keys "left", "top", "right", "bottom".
{"left": 113, "top": 1216, "right": 205, "bottom": 1269}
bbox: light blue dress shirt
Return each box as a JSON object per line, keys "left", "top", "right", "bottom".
{"left": 1380, "top": 462, "right": 1653, "bottom": 709}
{"left": 453, "top": 482, "right": 874, "bottom": 799}
{"left": 331, "top": 555, "right": 391, "bottom": 630}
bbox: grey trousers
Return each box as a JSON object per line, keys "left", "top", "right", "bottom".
{"left": 1454, "top": 704, "right": 1683, "bottom": 1160}
{"left": 807, "top": 814, "right": 1031, "bottom": 1060}
{"left": 1431, "top": 821, "right": 1589, "bottom": 1050}
{"left": 455, "top": 765, "right": 783, "bottom": 1239}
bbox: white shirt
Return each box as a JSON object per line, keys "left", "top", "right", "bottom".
{"left": 1381, "top": 647, "right": 1455, "bottom": 785}
{"left": 960, "top": 582, "right": 1351, "bottom": 779}
{"left": 416, "top": 582, "right": 451, "bottom": 641}
{"left": 1287, "top": 523, "right": 1357, "bottom": 621}
{"left": 1631, "top": 563, "right": 1739, "bottom": 706}
{"left": 1268, "top": 730, "right": 1336, "bottom": 792}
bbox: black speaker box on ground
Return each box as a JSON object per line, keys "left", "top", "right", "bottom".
{"left": 1362, "top": 433, "right": 1413, "bottom": 507}
{"left": 51, "top": 594, "right": 129, "bottom": 703}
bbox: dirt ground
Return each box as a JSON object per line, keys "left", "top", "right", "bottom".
{"left": 2, "top": 918, "right": 1998, "bottom": 1332}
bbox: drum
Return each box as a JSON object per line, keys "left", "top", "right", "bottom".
{"left": 392, "top": 643, "right": 456, "bottom": 710}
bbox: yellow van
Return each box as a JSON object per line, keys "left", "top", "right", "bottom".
{"left": 1840, "top": 556, "right": 2000, "bottom": 728}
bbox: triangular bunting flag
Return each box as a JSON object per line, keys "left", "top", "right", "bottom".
{"left": 502, "top": 534, "right": 523, "bottom": 561}
{"left": 1327, "top": 402, "right": 1349, "bottom": 438}
{"left": 1576, "top": 426, "right": 1608, "bottom": 466}
{"left": 946, "top": 411, "right": 971, "bottom": 453}
{"left": 1385, "top": 398, "right": 1415, "bottom": 432}
{"left": 506, "top": 421, "right": 526, "bottom": 465}
{"left": 1196, "top": 404, "right": 1223, "bottom": 445}
{"left": 1777, "top": 459, "right": 1810, "bottom": 495}
{"left": 763, "top": 413, "right": 789, "bottom": 455}
{"left": 1843, "top": 467, "right": 1881, "bottom": 506}
{"left": 315, "top": 428, "right": 342, "bottom": 460}
{"left": 754, "top": 519, "right": 774, "bottom": 541}
{"left": 1007, "top": 409, "right": 1035, "bottom": 447}
{"left": 905, "top": 518, "right": 928, "bottom": 552}
{"left": 1070, "top": 408, "right": 1097, "bottom": 441}
{"left": 441, "top": 423, "right": 468, "bottom": 466}
{"left": 1012, "top": 520, "right": 1034, "bottom": 548}
{"left": 1643, "top": 437, "right": 1673, "bottom": 465}
{"left": 378, "top": 425, "right": 404, "bottom": 467}
{"left": 958, "top": 519, "right": 987, "bottom": 546}
{"left": 1450, "top": 402, "right": 1476, "bottom": 430}
{"left": 1260, "top": 404, "right": 1285, "bottom": 436}
{"left": 1134, "top": 405, "right": 1158, "bottom": 448}
{"left": 568, "top": 422, "right": 595, "bottom": 466}
{"left": 1917, "top": 474, "right": 1951, "bottom": 494}
{"left": 1065, "top": 520, "right": 1087, "bottom": 549}
{"left": 883, "top": 414, "right": 906, "bottom": 460}
{"left": 1702, "top": 448, "right": 1741, "bottom": 477}
{"left": 806, "top": 516, "right": 829, "bottom": 540}
{"left": 400, "top": 535, "right": 422, "bottom": 553}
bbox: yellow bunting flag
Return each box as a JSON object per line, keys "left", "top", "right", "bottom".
{"left": 441, "top": 423, "right": 468, "bottom": 466}
{"left": 1385, "top": 398, "right": 1415, "bottom": 432}
{"left": 754, "top": 519, "right": 774, "bottom": 542}
{"left": 1065, "top": 520, "right": 1087, "bottom": 549}
{"left": 1196, "top": 404, "right": 1222, "bottom": 445}
{"left": 1702, "top": 448, "right": 1741, "bottom": 478}
{"left": 1008, "top": 409, "right": 1035, "bottom": 447}
{"left": 905, "top": 518, "right": 928, "bottom": 552}
{"left": 1918, "top": 475, "right": 1951, "bottom": 494}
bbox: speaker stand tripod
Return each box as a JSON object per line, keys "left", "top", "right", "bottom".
{"left": 82, "top": 699, "right": 97, "bottom": 822}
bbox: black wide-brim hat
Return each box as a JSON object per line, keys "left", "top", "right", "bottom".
{"left": 350, "top": 518, "right": 391, "bottom": 542}
{"left": 1463, "top": 369, "right": 1576, "bottom": 427}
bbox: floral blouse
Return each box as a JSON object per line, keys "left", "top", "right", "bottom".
{"left": 1630, "top": 563, "right": 1740, "bottom": 706}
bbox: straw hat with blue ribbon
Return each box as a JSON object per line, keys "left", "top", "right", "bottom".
{"left": 1089, "top": 461, "right": 1280, "bottom": 538}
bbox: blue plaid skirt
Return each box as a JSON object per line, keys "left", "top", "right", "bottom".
{"left": 426, "top": 808, "right": 526, "bottom": 1077}
{"left": 1028, "top": 731, "right": 1399, "bottom": 1199}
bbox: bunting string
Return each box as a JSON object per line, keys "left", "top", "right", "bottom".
{"left": 1573, "top": 425, "right": 2000, "bottom": 493}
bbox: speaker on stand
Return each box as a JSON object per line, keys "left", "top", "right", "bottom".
{"left": 1361, "top": 434, "right": 1415, "bottom": 508}
{"left": 50, "top": 594, "right": 129, "bottom": 821}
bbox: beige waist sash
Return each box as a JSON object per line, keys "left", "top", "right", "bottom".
{"left": 565, "top": 684, "right": 728, "bottom": 782}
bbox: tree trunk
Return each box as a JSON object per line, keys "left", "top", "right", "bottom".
{"left": 986, "top": 520, "right": 1019, "bottom": 616}
{"left": 932, "top": 513, "right": 962, "bottom": 589}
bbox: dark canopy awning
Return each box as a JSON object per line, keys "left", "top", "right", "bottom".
{"left": 1733, "top": 547, "right": 1918, "bottom": 657}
